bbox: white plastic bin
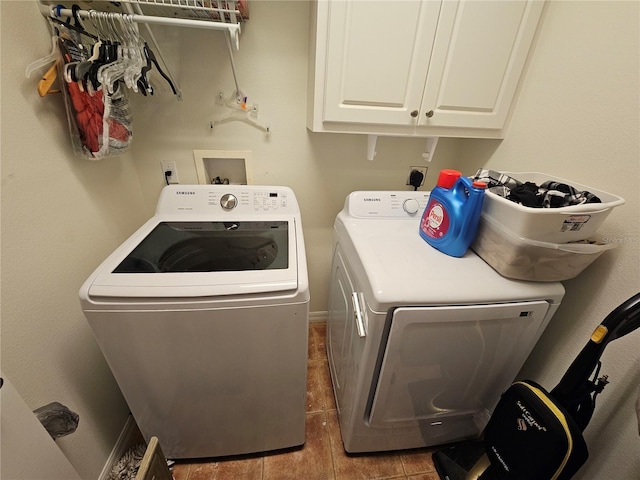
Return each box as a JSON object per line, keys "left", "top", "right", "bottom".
{"left": 482, "top": 172, "right": 624, "bottom": 243}
{"left": 471, "top": 214, "right": 618, "bottom": 282}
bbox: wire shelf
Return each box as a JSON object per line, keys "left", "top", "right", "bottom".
{"left": 42, "top": 0, "right": 248, "bottom": 24}
{"left": 118, "top": 0, "right": 248, "bottom": 23}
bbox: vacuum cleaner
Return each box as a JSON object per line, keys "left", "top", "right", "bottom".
{"left": 433, "top": 292, "right": 640, "bottom": 480}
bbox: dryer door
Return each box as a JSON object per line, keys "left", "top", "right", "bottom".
{"left": 368, "top": 301, "right": 550, "bottom": 438}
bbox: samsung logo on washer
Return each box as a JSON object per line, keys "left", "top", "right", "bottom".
{"left": 175, "top": 190, "right": 196, "bottom": 195}
{"left": 363, "top": 197, "right": 381, "bottom": 202}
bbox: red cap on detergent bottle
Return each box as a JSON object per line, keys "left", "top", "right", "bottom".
{"left": 436, "top": 169, "right": 462, "bottom": 189}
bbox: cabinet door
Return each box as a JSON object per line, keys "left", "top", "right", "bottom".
{"left": 322, "top": 0, "right": 442, "bottom": 125}
{"left": 419, "top": 0, "right": 544, "bottom": 129}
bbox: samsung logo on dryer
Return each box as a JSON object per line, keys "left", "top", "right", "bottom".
{"left": 363, "top": 197, "right": 381, "bottom": 202}
{"left": 175, "top": 190, "right": 196, "bottom": 195}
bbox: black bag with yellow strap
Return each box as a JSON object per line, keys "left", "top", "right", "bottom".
{"left": 434, "top": 292, "right": 640, "bottom": 480}
{"left": 481, "top": 380, "right": 588, "bottom": 480}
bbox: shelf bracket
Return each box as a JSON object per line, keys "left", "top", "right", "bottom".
{"left": 367, "top": 135, "right": 377, "bottom": 161}
{"left": 367, "top": 135, "right": 438, "bottom": 162}
{"left": 422, "top": 137, "right": 439, "bottom": 163}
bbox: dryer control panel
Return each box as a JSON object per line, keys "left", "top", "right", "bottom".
{"left": 156, "top": 185, "right": 298, "bottom": 215}
{"left": 346, "top": 191, "right": 431, "bottom": 218}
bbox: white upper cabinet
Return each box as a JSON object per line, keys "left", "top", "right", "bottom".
{"left": 307, "top": 0, "right": 545, "bottom": 138}
{"left": 322, "top": 0, "right": 442, "bottom": 126}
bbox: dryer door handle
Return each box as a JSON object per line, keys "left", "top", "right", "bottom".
{"left": 352, "top": 292, "right": 367, "bottom": 338}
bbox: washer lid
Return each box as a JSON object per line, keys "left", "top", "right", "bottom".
{"left": 86, "top": 216, "right": 299, "bottom": 298}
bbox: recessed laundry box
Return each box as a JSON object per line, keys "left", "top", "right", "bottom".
{"left": 481, "top": 172, "right": 624, "bottom": 243}
{"left": 79, "top": 185, "right": 309, "bottom": 460}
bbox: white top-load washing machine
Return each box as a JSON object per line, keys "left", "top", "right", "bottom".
{"left": 80, "top": 185, "right": 309, "bottom": 459}
{"left": 327, "top": 191, "right": 565, "bottom": 453}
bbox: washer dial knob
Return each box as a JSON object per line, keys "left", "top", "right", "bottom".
{"left": 403, "top": 198, "right": 421, "bottom": 215}
{"left": 220, "top": 193, "right": 238, "bottom": 210}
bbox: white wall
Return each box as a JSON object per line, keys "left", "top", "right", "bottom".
{"left": 1, "top": 2, "right": 147, "bottom": 478}
{"left": 131, "top": 6, "right": 639, "bottom": 478}
{"left": 129, "top": 0, "right": 464, "bottom": 313}
{"left": 460, "top": 2, "right": 640, "bottom": 479}
{"left": 1, "top": 0, "right": 638, "bottom": 478}
{"left": 0, "top": 1, "right": 461, "bottom": 476}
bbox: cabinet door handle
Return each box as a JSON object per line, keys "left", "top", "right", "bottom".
{"left": 425, "top": 110, "right": 434, "bottom": 118}
{"left": 410, "top": 110, "right": 419, "bottom": 118}
{"left": 352, "top": 292, "right": 367, "bottom": 338}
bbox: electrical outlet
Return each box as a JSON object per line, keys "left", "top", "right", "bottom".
{"left": 406, "top": 166, "right": 427, "bottom": 187}
{"left": 161, "top": 161, "right": 179, "bottom": 184}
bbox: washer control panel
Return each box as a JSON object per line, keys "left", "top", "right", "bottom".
{"left": 156, "top": 185, "right": 296, "bottom": 215}
{"left": 347, "top": 191, "right": 430, "bottom": 218}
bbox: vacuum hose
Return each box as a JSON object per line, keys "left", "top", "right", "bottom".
{"left": 550, "top": 292, "right": 640, "bottom": 431}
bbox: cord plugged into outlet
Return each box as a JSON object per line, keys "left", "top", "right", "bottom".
{"left": 161, "top": 161, "right": 179, "bottom": 185}
{"left": 407, "top": 166, "right": 427, "bottom": 190}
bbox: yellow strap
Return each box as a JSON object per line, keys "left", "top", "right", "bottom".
{"left": 514, "top": 382, "right": 573, "bottom": 480}
{"left": 590, "top": 325, "right": 608, "bottom": 343}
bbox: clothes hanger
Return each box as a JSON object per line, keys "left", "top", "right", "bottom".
{"left": 121, "top": 14, "right": 145, "bottom": 92}
{"left": 25, "top": 36, "right": 59, "bottom": 78}
{"left": 27, "top": 4, "right": 99, "bottom": 80}
{"left": 210, "top": 91, "right": 270, "bottom": 134}
{"left": 210, "top": 112, "right": 271, "bottom": 134}
{"left": 55, "top": 8, "right": 107, "bottom": 93}
{"left": 92, "top": 11, "right": 176, "bottom": 96}
{"left": 85, "top": 11, "right": 120, "bottom": 92}
{"left": 63, "top": 35, "right": 100, "bottom": 85}
{"left": 140, "top": 43, "right": 178, "bottom": 96}
{"left": 37, "top": 62, "right": 60, "bottom": 96}
{"left": 98, "top": 13, "right": 131, "bottom": 94}
{"left": 30, "top": 7, "right": 93, "bottom": 95}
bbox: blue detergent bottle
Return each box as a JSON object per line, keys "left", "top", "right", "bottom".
{"left": 419, "top": 169, "right": 487, "bottom": 257}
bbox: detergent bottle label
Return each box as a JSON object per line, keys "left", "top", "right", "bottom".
{"left": 421, "top": 200, "right": 450, "bottom": 239}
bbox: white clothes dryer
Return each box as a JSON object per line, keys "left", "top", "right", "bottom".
{"left": 327, "top": 191, "right": 565, "bottom": 453}
{"left": 80, "top": 185, "right": 309, "bottom": 459}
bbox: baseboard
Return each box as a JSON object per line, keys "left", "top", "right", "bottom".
{"left": 310, "top": 311, "right": 328, "bottom": 322}
{"left": 97, "top": 414, "right": 139, "bottom": 480}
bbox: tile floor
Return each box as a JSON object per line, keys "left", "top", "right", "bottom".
{"left": 171, "top": 322, "right": 439, "bottom": 480}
